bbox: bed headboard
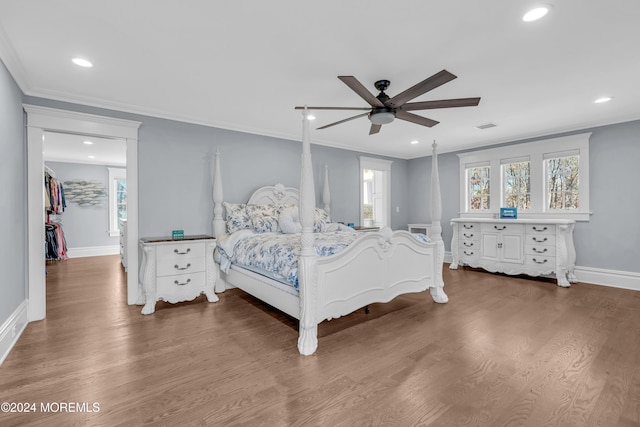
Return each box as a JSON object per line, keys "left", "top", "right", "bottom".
{"left": 247, "top": 183, "right": 299, "bottom": 206}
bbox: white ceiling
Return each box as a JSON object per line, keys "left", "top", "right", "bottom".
{"left": 1, "top": 1, "right": 639, "bottom": 159}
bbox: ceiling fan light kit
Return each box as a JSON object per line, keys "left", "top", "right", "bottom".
{"left": 295, "top": 69, "right": 480, "bottom": 135}
{"left": 369, "top": 110, "right": 395, "bottom": 125}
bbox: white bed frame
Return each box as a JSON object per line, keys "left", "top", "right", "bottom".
{"left": 212, "top": 111, "right": 447, "bottom": 355}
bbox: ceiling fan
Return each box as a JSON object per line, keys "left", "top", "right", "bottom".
{"left": 295, "top": 70, "right": 480, "bottom": 135}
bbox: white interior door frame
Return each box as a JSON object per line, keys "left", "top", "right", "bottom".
{"left": 24, "top": 105, "right": 141, "bottom": 321}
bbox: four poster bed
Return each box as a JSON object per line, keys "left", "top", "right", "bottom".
{"left": 211, "top": 111, "right": 447, "bottom": 355}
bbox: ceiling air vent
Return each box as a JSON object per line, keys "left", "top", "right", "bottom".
{"left": 476, "top": 122, "right": 497, "bottom": 130}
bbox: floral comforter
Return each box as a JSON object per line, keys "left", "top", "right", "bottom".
{"left": 217, "top": 229, "right": 361, "bottom": 290}
{"left": 216, "top": 229, "right": 431, "bottom": 291}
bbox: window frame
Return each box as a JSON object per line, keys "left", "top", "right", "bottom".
{"left": 457, "top": 133, "right": 591, "bottom": 221}
{"left": 107, "top": 167, "right": 127, "bottom": 236}
{"left": 359, "top": 156, "right": 393, "bottom": 228}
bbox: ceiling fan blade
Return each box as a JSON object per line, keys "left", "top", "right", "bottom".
{"left": 401, "top": 97, "right": 481, "bottom": 111}
{"left": 395, "top": 111, "right": 440, "bottom": 128}
{"left": 338, "top": 76, "right": 385, "bottom": 107}
{"left": 369, "top": 124, "right": 382, "bottom": 135}
{"left": 386, "top": 70, "right": 457, "bottom": 108}
{"left": 317, "top": 112, "right": 369, "bottom": 130}
{"left": 294, "top": 106, "right": 371, "bottom": 111}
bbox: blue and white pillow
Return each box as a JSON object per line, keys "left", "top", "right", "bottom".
{"left": 223, "top": 202, "right": 251, "bottom": 233}
{"left": 246, "top": 204, "right": 282, "bottom": 233}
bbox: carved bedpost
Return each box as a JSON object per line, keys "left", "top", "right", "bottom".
{"left": 429, "top": 142, "right": 448, "bottom": 303}
{"left": 323, "top": 164, "right": 331, "bottom": 220}
{"left": 298, "top": 109, "right": 318, "bottom": 355}
{"left": 212, "top": 150, "right": 225, "bottom": 238}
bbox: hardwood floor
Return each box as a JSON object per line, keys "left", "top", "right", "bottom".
{"left": 1, "top": 255, "right": 639, "bottom": 426}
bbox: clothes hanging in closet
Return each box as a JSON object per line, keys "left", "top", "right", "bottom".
{"left": 45, "top": 170, "right": 66, "bottom": 215}
{"left": 45, "top": 222, "right": 68, "bottom": 260}
{"left": 44, "top": 168, "right": 68, "bottom": 260}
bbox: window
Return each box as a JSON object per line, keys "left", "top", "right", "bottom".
{"left": 108, "top": 167, "right": 127, "bottom": 236}
{"left": 502, "top": 159, "right": 530, "bottom": 210}
{"left": 458, "top": 133, "right": 590, "bottom": 220}
{"left": 546, "top": 153, "right": 579, "bottom": 210}
{"left": 359, "top": 157, "right": 392, "bottom": 227}
{"left": 466, "top": 164, "right": 490, "bottom": 211}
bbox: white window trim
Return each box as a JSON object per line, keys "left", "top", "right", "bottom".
{"left": 108, "top": 167, "right": 127, "bottom": 237}
{"left": 359, "top": 156, "right": 392, "bottom": 227}
{"left": 458, "top": 133, "right": 591, "bottom": 221}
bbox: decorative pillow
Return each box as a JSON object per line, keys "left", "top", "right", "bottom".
{"left": 313, "top": 208, "right": 329, "bottom": 233}
{"left": 279, "top": 206, "right": 302, "bottom": 234}
{"left": 223, "top": 202, "right": 251, "bottom": 233}
{"left": 246, "top": 204, "right": 281, "bottom": 233}
{"left": 277, "top": 206, "right": 329, "bottom": 233}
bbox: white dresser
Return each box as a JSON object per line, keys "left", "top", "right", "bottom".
{"left": 450, "top": 218, "right": 577, "bottom": 287}
{"left": 139, "top": 235, "right": 218, "bottom": 314}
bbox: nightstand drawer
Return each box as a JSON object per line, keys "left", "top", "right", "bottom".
{"left": 156, "top": 272, "right": 206, "bottom": 299}
{"left": 156, "top": 256, "right": 206, "bottom": 277}
{"left": 156, "top": 242, "right": 205, "bottom": 261}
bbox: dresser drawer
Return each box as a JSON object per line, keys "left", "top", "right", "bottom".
{"left": 525, "top": 244, "right": 556, "bottom": 257}
{"left": 460, "top": 240, "right": 480, "bottom": 250}
{"left": 525, "top": 255, "right": 555, "bottom": 268}
{"left": 460, "top": 230, "right": 479, "bottom": 241}
{"left": 526, "top": 224, "right": 555, "bottom": 235}
{"left": 481, "top": 223, "right": 525, "bottom": 233}
{"left": 156, "top": 256, "right": 206, "bottom": 277}
{"left": 459, "top": 222, "right": 479, "bottom": 231}
{"left": 156, "top": 242, "right": 205, "bottom": 262}
{"left": 459, "top": 248, "right": 480, "bottom": 264}
{"left": 526, "top": 234, "right": 556, "bottom": 246}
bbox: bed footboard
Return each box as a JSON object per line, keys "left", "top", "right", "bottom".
{"left": 314, "top": 227, "right": 447, "bottom": 322}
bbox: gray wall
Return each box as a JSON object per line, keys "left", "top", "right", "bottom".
{"left": 24, "top": 97, "right": 411, "bottom": 241}
{"left": 45, "top": 161, "right": 120, "bottom": 249}
{"left": 408, "top": 120, "right": 640, "bottom": 273}
{"left": 0, "top": 59, "right": 26, "bottom": 323}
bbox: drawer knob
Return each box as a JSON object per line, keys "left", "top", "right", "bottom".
{"left": 494, "top": 225, "right": 506, "bottom": 230}
{"left": 174, "top": 278, "right": 191, "bottom": 286}
{"left": 174, "top": 263, "right": 192, "bottom": 271}
{"left": 532, "top": 237, "right": 548, "bottom": 243}
{"left": 463, "top": 242, "right": 474, "bottom": 247}
{"left": 463, "top": 233, "right": 474, "bottom": 238}
{"left": 532, "top": 226, "right": 548, "bottom": 232}
{"left": 463, "top": 250, "right": 474, "bottom": 256}
{"left": 532, "top": 258, "right": 548, "bottom": 264}
{"left": 532, "top": 248, "right": 547, "bottom": 253}
{"left": 174, "top": 248, "right": 191, "bottom": 255}
{"left": 463, "top": 224, "right": 474, "bottom": 229}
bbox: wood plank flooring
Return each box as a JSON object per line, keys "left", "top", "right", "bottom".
{"left": 1, "top": 255, "right": 639, "bottom": 426}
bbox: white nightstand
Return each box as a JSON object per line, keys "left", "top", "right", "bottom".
{"left": 139, "top": 235, "right": 218, "bottom": 314}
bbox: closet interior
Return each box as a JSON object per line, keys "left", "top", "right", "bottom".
{"left": 45, "top": 165, "right": 68, "bottom": 261}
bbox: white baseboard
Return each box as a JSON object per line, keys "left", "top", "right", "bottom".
{"left": 444, "top": 251, "right": 639, "bottom": 291}
{"left": 574, "top": 266, "right": 640, "bottom": 291}
{"left": 67, "top": 245, "right": 119, "bottom": 258}
{"left": 0, "top": 300, "right": 28, "bottom": 366}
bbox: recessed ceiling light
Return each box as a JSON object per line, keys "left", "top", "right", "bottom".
{"left": 523, "top": 5, "right": 551, "bottom": 22}
{"left": 307, "top": 114, "right": 316, "bottom": 121}
{"left": 410, "top": 140, "right": 419, "bottom": 145}
{"left": 594, "top": 97, "right": 613, "bottom": 104}
{"left": 88, "top": 155, "right": 95, "bottom": 159}
{"left": 72, "top": 58, "right": 93, "bottom": 68}
{"left": 83, "top": 140, "right": 94, "bottom": 145}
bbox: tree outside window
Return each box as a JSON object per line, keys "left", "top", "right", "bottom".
{"left": 503, "top": 161, "right": 530, "bottom": 210}
{"left": 467, "top": 166, "right": 490, "bottom": 210}
{"left": 547, "top": 155, "right": 579, "bottom": 210}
